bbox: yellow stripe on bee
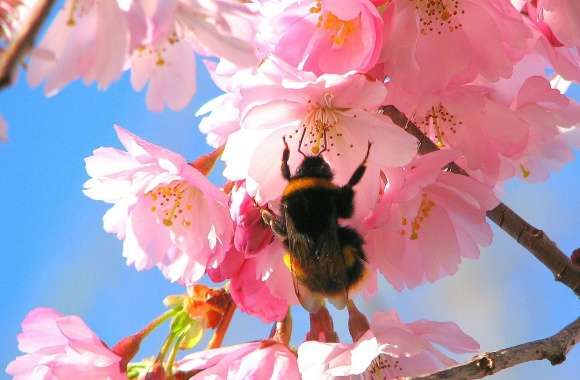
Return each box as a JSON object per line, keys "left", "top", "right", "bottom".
{"left": 342, "top": 245, "right": 358, "bottom": 267}
{"left": 283, "top": 177, "right": 337, "bottom": 198}
{"left": 283, "top": 252, "right": 304, "bottom": 278}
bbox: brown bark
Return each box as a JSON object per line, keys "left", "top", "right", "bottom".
{"left": 0, "top": 0, "right": 55, "bottom": 89}
{"left": 403, "top": 317, "right": 580, "bottom": 380}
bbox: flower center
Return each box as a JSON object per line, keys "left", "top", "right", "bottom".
{"left": 409, "top": 0, "right": 464, "bottom": 35}
{"left": 287, "top": 92, "right": 351, "bottom": 156}
{"left": 418, "top": 103, "right": 461, "bottom": 148}
{"left": 400, "top": 193, "right": 435, "bottom": 240}
{"left": 134, "top": 32, "right": 180, "bottom": 66}
{"left": 310, "top": 2, "right": 359, "bottom": 46}
{"left": 303, "top": 93, "right": 339, "bottom": 155}
{"left": 147, "top": 180, "right": 200, "bottom": 229}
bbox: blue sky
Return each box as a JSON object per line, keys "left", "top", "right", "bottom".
{"left": 1, "top": 32, "right": 579, "bottom": 380}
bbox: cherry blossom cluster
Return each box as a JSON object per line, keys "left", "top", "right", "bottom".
{"left": 6, "top": 0, "right": 580, "bottom": 379}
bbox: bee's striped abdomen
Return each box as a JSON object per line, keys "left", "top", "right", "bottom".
{"left": 282, "top": 177, "right": 338, "bottom": 198}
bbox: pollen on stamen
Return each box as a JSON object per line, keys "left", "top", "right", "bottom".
{"left": 410, "top": 0, "right": 464, "bottom": 35}
{"left": 66, "top": 0, "right": 79, "bottom": 26}
{"left": 155, "top": 51, "right": 166, "bottom": 66}
{"left": 367, "top": 354, "right": 405, "bottom": 378}
{"left": 147, "top": 181, "right": 199, "bottom": 230}
{"left": 419, "top": 103, "right": 459, "bottom": 148}
{"left": 403, "top": 193, "right": 435, "bottom": 240}
{"left": 519, "top": 164, "right": 531, "bottom": 178}
{"left": 316, "top": 7, "right": 359, "bottom": 46}
{"left": 299, "top": 93, "right": 341, "bottom": 154}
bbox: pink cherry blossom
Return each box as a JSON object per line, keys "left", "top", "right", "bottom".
{"left": 254, "top": 239, "right": 301, "bottom": 306}
{"left": 230, "top": 257, "right": 289, "bottom": 323}
{"left": 535, "top": 0, "right": 580, "bottom": 49}
{"left": 263, "top": 0, "right": 384, "bottom": 75}
{"left": 386, "top": 82, "right": 530, "bottom": 183}
{"left": 195, "top": 60, "right": 248, "bottom": 148}
{"left": 363, "top": 150, "right": 498, "bottom": 290}
{"left": 381, "top": 0, "right": 532, "bottom": 93}
{"left": 298, "top": 310, "right": 479, "bottom": 380}
{"left": 230, "top": 183, "right": 274, "bottom": 255}
{"left": 6, "top": 307, "right": 125, "bottom": 380}
{"left": 83, "top": 125, "right": 233, "bottom": 284}
{"left": 27, "top": 0, "right": 128, "bottom": 95}
{"left": 210, "top": 185, "right": 295, "bottom": 321}
{"left": 514, "top": 2, "right": 580, "bottom": 83}
{"left": 221, "top": 70, "right": 417, "bottom": 219}
{"left": 197, "top": 92, "right": 241, "bottom": 147}
{"left": 130, "top": 39, "right": 197, "bottom": 112}
{"left": 197, "top": 58, "right": 301, "bottom": 147}
{"left": 499, "top": 76, "right": 580, "bottom": 182}
{"left": 126, "top": 0, "right": 258, "bottom": 111}
{"left": 175, "top": 341, "right": 300, "bottom": 380}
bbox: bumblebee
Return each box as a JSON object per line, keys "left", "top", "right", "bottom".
{"left": 261, "top": 137, "right": 371, "bottom": 313}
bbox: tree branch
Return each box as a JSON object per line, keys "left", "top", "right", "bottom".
{"left": 0, "top": 0, "right": 55, "bottom": 89}
{"left": 403, "top": 317, "right": 580, "bottom": 380}
{"left": 381, "top": 105, "right": 580, "bottom": 297}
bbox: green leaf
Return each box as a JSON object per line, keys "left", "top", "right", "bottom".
{"left": 179, "top": 319, "right": 204, "bottom": 350}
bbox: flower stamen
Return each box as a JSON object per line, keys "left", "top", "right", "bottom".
{"left": 147, "top": 181, "right": 198, "bottom": 228}
{"left": 310, "top": 1, "right": 359, "bottom": 46}
{"left": 401, "top": 193, "right": 435, "bottom": 240}
{"left": 410, "top": 0, "right": 464, "bottom": 35}
{"left": 419, "top": 103, "right": 460, "bottom": 148}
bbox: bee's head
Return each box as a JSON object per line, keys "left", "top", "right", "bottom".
{"left": 294, "top": 156, "right": 333, "bottom": 180}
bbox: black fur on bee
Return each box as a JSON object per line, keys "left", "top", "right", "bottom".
{"left": 260, "top": 137, "right": 371, "bottom": 312}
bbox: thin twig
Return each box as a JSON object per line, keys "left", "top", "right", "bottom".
{"left": 206, "top": 297, "right": 236, "bottom": 349}
{"left": 0, "top": 0, "right": 55, "bottom": 89}
{"left": 381, "top": 105, "right": 580, "bottom": 297}
{"left": 402, "top": 317, "right": 580, "bottom": 380}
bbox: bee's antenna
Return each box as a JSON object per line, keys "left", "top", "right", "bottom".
{"left": 297, "top": 128, "right": 307, "bottom": 157}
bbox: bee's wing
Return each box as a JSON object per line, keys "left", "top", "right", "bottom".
{"left": 320, "top": 224, "right": 350, "bottom": 311}
{"left": 285, "top": 252, "right": 323, "bottom": 313}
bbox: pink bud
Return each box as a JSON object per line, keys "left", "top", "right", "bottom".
{"left": 112, "top": 333, "right": 144, "bottom": 372}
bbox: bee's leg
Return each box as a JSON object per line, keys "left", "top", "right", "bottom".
{"left": 336, "top": 143, "right": 371, "bottom": 218}
{"left": 346, "top": 141, "right": 372, "bottom": 187}
{"left": 260, "top": 208, "right": 287, "bottom": 239}
{"left": 281, "top": 136, "right": 291, "bottom": 181}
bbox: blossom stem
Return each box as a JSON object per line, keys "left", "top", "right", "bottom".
{"left": 206, "top": 297, "right": 236, "bottom": 349}
{"left": 112, "top": 308, "right": 180, "bottom": 371}
{"left": 306, "top": 305, "right": 339, "bottom": 343}
{"left": 346, "top": 300, "right": 370, "bottom": 342}
{"left": 382, "top": 104, "right": 580, "bottom": 297}
{"left": 401, "top": 317, "right": 580, "bottom": 380}
{"left": 157, "top": 331, "right": 178, "bottom": 363}
{"left": 143, "top": 308, "right": 181, "bottom": 339}
{"left": 0, "top": 0, "right": 55, "bottom": 89}
{"left": 270, "top": 310, "right": 292, "bottom": 346}
{"left": 166, "top": 333, "right": 186, "bottom": 380}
